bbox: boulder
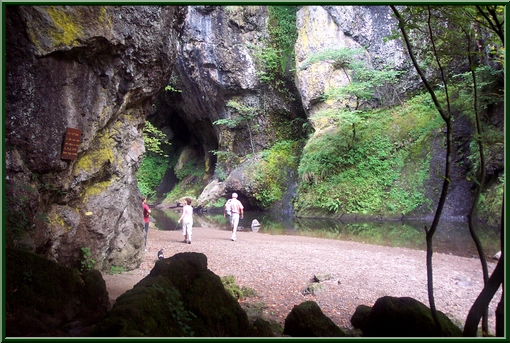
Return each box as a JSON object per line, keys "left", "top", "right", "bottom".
{"left": 283, "top": 301, "right": 346, "bottom": 337}
{"left": 350, "top": 304, "right": 372, "bottom": 330}
{"left": 354, "top": 296, "right": 462, "bottom": 337}
{"left": 5, "top": 248, "right": 110, "bottom": 337}
{"left": 91, "top": 252, "right": 254, "bottom": 337}
{"left": 252, "top": 317, "right": 279, "bottom": 337}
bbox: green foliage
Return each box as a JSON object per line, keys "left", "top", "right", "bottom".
{"left": 302, "top": 47, "right": 402, "bottom": 109}
{"left": 143, "top": 121, "right": 171, "bottom": 157}
{"left": 298, "top": 47, "right": 365, "bottom": 71}
{"left": 214, "top": 100, "right": 259, "bottom": 154}
{"left": 220, "top": 275, "right": 257, "bottom": 300}
{"left": 255, "top": 47, "right": 280, "bottom": 84}
{"left": 151, "top": 283, "right": 196, "bottom": 336}
{"left": 254, "top": 6, "right": 297, "bottom": 91}
{"left": 79, "top": 247, "right": 95, "bottom": 272}
{"left": 210, "top": 150, "right": 235, "bottom": 181}
{"left": 452, "top": 65, "right": 503, "bottom": 113}
{"left": 214, "top": 100, "right": 258, "bottom": 129}
{"left": 164, "top": 85, "right": 181, "bottom": 93}
{"left": 296, "top": 92, "right": 443, "bottom": 216}
{"left": 163, "top": 182, "right": 202, "bottom": 205}
{"left": 5, "top": 184, "right": 37, "bottom": 246}
{"left": 251, "top": 140, "right": 302, "bottom": 208}
{"left": 165, "top": 74, "right": 182, "bottom": 93}
{"left": 478, "top": 175, "right": 504, "bottom": 227}
{"left": 210, "top": 198, "right": 228, "bottom": 211}
{"left": 137, "top": 154, "right": 168, "bottom": 200}
{"left": 137, "top": 120, "right": 172, "bottom": 199}
{"left": 268, "top": 6, "right": 297, "bottom": 67}
{"left": 175, "top": 159, "right": 205, "bottom": 182}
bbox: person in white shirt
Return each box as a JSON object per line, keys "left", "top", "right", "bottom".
{"left": 227, "top": 193, "right": 244, "bottom": 241}
{"left": 178, "top": 197, "right": 193, "bottom": 244}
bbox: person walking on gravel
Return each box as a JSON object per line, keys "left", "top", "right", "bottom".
{"left": 227, "top": 192, "right": 243, "bottom": 241}
{"left": 178, "top": 197, "right": 193, "bottom": 244}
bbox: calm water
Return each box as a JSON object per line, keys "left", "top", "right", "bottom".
{"left": 150, "top": 209, "right": 501, "bottom": 259}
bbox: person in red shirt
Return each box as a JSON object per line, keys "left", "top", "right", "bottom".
{"left": 228, "top": 193, "right": 244, "bottom": 241}
{"left": 142, "top": 197, "right": 151, "bottom": 250}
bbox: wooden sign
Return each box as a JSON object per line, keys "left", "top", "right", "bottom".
{"left": 61, "top": 127, "right": 82, "bottom": 160}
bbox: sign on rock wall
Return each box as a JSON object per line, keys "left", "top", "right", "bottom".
{"left": 61, "top": 128, "right": 82, "bottom": 160}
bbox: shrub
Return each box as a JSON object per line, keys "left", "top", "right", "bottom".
{"left": 136, "top": 153, "right": 168, "bottom": 199}
{"left": 251, "top": 140, "right": 303, "bottom": 208}
{"left": 296, "top": 93, "right": 443, "bottom": 216}
{"left": 221, "top": 275, "right": 257, "bottom": 300}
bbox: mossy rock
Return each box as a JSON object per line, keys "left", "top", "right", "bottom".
{"left": 350, "top": 304, "right": 372, "bottom": 330}
{"left": 5, "top": 247, "right": 109, "bottom": 336}
{"left": 91, "top": 252, "right": 255, "bottom": 337}
{"left": 360, "top": 296, "right": 462, "bottom": 337}
{"left": 252, "top": 317, "right": 283, "bottom": 337}
{"left": 283, "top": 300, "right": 346, "bottom": 337}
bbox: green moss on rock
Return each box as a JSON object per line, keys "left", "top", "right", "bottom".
{"left": 91, "top": 252, "right": 255, "bottom": 337}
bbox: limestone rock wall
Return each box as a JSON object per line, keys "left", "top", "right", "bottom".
{"left": 152, "top": 5, "right": 307, "bottom": 207}
{"left": 294, "top": 6, "right": 414, "bottom": 127}
{"left": 5, "top": 5, "right": 185, "bottom": 270}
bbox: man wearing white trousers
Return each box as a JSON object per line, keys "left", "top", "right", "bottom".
{"left": 228, "top": 192, "right": 244, "bottom": 241}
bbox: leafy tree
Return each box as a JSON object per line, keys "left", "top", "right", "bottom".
{"left": 458, "top": 5, "right": 504, "bottom": 337}
{"left": 137, "top": 121, "right": 171, "bottom": 199}
{"left": 142, "top": 121, "right": 170, "bottom": 157}
{"left": 304, "top": 47, "right": 401, "bottom": 146}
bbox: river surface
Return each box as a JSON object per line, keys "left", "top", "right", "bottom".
{"left": 150, "top": 208, "right": 501, "bottom": 259}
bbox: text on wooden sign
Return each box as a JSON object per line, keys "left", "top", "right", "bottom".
{"left": 61, "top": 127, "right": 82, "bottom": 160}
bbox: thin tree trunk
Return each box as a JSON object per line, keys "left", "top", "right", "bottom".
{"left": 495, "top": 196, "right": 504, "bottom": 336}
{"left": 462, "top": 256, "right": 503, "bottom": 336}
{"left": 465, "top": 32, "right": 490, "bottom": 334}
{"left": 391, "top": 6, "right": 452, "bottom": 335}
{"left": 463, "top": 195, "right": 504, "bottom": 336}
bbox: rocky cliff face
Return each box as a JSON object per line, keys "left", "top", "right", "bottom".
{"left": 295, "top": 6, "right": 413, "bottom": 125}
{"left": 151, "top": 6, "right": 416, "bottom": 211}
{"left": 6, "top": 5, "right": 495, "bottom": 272}
{"left": 5, "top": 5, "right": 185, "bottom": 270}
{"left": 5, "top": 6, "right": 417, "bottom": 271}
{"left": 149, "top": 5, "right": 308, "bottom": 208}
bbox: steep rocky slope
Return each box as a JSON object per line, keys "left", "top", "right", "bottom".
{"left": 5, "top": 5, "right": 185, "bottom": 270}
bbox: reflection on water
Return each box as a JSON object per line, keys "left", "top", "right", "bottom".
{"left": 150, "top": 209, "right": 500, "bottom": 259}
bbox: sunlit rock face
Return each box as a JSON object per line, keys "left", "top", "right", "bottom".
{"left": 294, "top": 6, "right": 414, "bottom": 130}
{"left": 5, "top": 5, "right": 185, "bottom": 270}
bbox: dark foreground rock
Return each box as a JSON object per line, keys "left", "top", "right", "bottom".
{"left": 5, "top": 248, "right": 109, "bottom": 337}
{"left": 283, "top": 300, "right": 346, "bottom": 337}
{"left": 90, "top": 252, "right": 255, "bottom": 337}
{"left": 351, "top": 296, "right": 463, "bottom": 337}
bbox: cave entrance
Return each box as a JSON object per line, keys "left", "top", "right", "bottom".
{"left": 145, "top": 91, "right": 219, "bottom": 203}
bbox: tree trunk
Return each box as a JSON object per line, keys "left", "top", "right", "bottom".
{"left": 465, "top": 30, "right": 490, "bottom": 334}
{"left": 391, "top": 6, "right": 453, "bottom": 335}
{"left": 462, "top": 257, "right": 503, "bottom": 336}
